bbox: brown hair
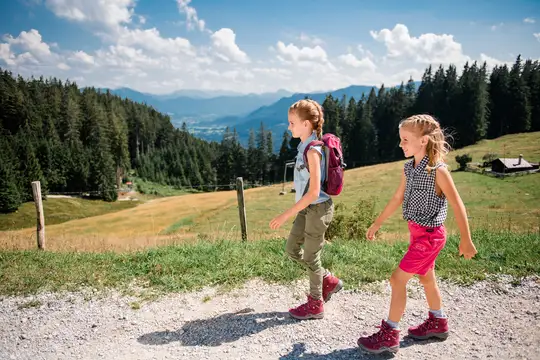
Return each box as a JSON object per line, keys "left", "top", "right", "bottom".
{"left": 288, "top": 99, "right": 324, "bottom": 139}
{"left": 398, "top": 114, "right": 451, "bottom": 171}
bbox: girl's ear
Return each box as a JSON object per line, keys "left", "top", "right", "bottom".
{"left": 421, "top": 135, "right": 429, "bottom": 146}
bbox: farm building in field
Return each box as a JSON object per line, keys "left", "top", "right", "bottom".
{"left": 491, "top": 154, "right": 538, "bottom": 173}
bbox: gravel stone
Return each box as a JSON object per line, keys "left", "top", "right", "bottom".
{"left": 0, "top": 275, "right": 538, "bottom": 359}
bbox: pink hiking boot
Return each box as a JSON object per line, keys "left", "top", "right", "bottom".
{"left": 357, "top": 320, "right": 400, "bottom": 354}
{"left": 408, "top": 312, "right": 449, "bottom": 340}
{"left": 322, "top": 272, "right": 343, "bottom": 303}
{"left": 289, "top": 295, "right": 324, "bottom": 320}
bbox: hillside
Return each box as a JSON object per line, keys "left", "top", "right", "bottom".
{"left": 1, "top": 132, "right": 538, "bottom": 252}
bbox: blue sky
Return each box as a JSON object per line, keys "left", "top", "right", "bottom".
{"left": 1, "top": 0, "right": 539, "bottom": 94}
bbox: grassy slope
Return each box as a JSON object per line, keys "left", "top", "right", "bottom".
{"left": 1, "top": 132, "right": 539, "bottom": 251}
{"left": 0, "top": 198, "right": 138, "bottom": 232}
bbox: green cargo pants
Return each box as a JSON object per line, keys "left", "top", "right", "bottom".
{"left": 285, "top": 199, "right": 334, "bottom": 300}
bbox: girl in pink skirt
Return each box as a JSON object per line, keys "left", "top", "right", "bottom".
{"left": 357, "top": 114, "right": 478, "bottom": 354}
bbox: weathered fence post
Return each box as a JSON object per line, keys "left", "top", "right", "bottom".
{"left": 31, "top": 181, "right": 45, "bottom": 250}
{"left": 236, "top": 177, "right": 248, "bottom": 241}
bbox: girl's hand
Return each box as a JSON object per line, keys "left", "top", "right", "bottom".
{"left": 366, "top": 223, "right": 380, "bottom": 241}
{"left": 459, "top": 239, "right": 477, "bottom": 259}
{"left": 270, "top": 213, "right": 289, "bottom": 230}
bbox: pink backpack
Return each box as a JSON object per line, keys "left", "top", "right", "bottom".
{"left": 303, "top": 133, "right": 346, "bottom": 196}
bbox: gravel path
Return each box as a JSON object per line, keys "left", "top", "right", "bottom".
{"left": 1, "top": 276, "right": 539, "bottom": 360}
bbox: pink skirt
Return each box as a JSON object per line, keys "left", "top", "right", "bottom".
{"left": 399, "top": 221, "right": 447, "bottom": 276}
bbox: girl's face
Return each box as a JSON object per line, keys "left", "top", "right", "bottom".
{"left": 399, "top": 126, "right": 427, "bottom": 158}
{"left": 288, "top": 113, "right": 311, "bottom": 139}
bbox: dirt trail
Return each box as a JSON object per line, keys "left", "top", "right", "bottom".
{"left": 1, "top": 276, "right": 538, "bottom": 359}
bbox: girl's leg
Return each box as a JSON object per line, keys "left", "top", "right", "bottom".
{"left": 418, "top": 269, "right": 443, "bottom": 312}
{"left": 302, "top": 202, "right": 333, "bottom": 300}
{"left": 285, "top": 209, "right": 307, "bottom": 267}
{"left": 388, "top": 267, "right": 415, "bottom": 324}
{"left": 408, "top": 268, "right": 449, "bottom": 339}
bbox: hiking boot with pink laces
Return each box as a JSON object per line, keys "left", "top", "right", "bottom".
{"left": 408, "top": 312, "right": 449, "bottom": 340}
{"left": 322, "top": 272, "right": 343, "bottom": 303}
{"left": 357, "top": 320, "right": 400, "bottom": 354}
{"left": 289, "top": 295, "right": 324, "bottom": 320}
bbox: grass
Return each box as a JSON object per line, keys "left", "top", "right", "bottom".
{"left": 159, "top": 217, "right": 194, "bottom": 235}
{"left": 0, "top": 229, "right": 538, "bottom": 296}
{"left": 0, "top": 198, "right": 138, "bottom": 232}
{"left": 134, "top": 177, "right": 202, "bottom": 198}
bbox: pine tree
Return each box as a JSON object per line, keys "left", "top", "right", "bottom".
{"left": 508, "top": 55, "right": 531, "bottom": 133}
{"left": 415, "top": 66, "right": 434, "bottom": 115}
{"left": 0, "top": 136, "right": 21, "bottom": 213}
{"left": 256, "top": 122, "right": 268, "bottom": 183}
{"left": 247, "top": 129, "right": 258, "bottom": 183}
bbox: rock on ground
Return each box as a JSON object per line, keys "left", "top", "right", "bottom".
{"left": 0, "top": 275, "right": 539, "bottom": 360}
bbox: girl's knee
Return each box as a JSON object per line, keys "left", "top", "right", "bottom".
{"left": 286, "top": 247, "right": 301, "bottom": 261}
{"left": 390, "top": 268, "right": 412, "bottom": 288}
{"left": 419, "top": 271, "right": 436, "bottom": 286}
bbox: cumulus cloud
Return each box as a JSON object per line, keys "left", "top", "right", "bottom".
{"left": 44, "top": 0, "right": 135, "bottom": 28}
{"left": 211, "top": 28, "right": 250, "bottom": 63}
{"left": 523, "top": 18, "right": 535, "bottom": 24}
{"left": 338, "top": 53, "right": 376, "bottom": 71}
{"left": 534, "top": 33, "right": 540, "bottom": 42}
{"left": 275, "top": 42, "right": 329, "bottom": 63}
{"left": 176, "top": 0, "right": 207, "bottom": 32}
{"left": 370, "top": 24, "right": 470, "bottom": 65}
{"left": 298, "top": 33, "right": 325, "bottom": 46}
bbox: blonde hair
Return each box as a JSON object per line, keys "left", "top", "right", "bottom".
{"left": 288, "top": 99, "right": 324, "bottom": 139}
{"left": 398, "top": 114, "right": 451, "bottom": 171}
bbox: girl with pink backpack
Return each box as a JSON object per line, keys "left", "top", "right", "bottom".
{"left": 269, "top": 99, "right": 346, "bottom": 320}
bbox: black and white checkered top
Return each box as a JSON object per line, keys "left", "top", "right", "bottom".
{"left": 402, "top": 155, "right": 448, "bottom": 227}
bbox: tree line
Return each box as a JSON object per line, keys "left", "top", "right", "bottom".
{"left": 1, "top": 55, "right": 539, "bottom": 212}
{"left": 319, "top": 55, "right": 539, "bottom": 168}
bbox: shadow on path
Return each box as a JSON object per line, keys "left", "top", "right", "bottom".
{"left": 138, "top": 308, "right": 295, "bottom": 347}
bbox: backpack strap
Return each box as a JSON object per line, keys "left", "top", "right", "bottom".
{"left": 302, "top": 140, "right": 324, "bottom": 172}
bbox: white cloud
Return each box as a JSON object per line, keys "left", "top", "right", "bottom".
{"left": 68, "top": 50, "right": 95, "bottom": 65}
{"left": 357, "top": 44, "right": 374, "bottom": 59}
{"left": 524, "top": 17, "right": 535, "bottom": 24}
{"left": 176, "top": 0, "right": 207, "bottom": 32}
{"left": 480, "top": 53, "right": 512, "bottom": 68}
{"left": 370, "top": 23, "right": 470, "bottom": 65}
{"left": 338, "top": 53, "right": 377, "bottom": 71}
{"left": 534, "top": 33, "right": 540, "bottom": 42}
{"left": 138, "top": 15, "right": 146, "bottom": 25}
{"left": 116, "top": 27, "right": 195, "bottom": 56}
{"left": 4, "top": 29, "right": 52, "bottom": 60}
{"left": 0, "top": 44, "right": 15, "bottom": 66}
{"left": 298, "top": 33, "right": 325, "bottom": 46}
{"left": 275, "top": 41, "right": 328, "bottom": 63}
{"left": 210, "top": 28, "right": 250, "bottom": 64}
{"left": 45, "top": 0, "right": 135, "bottom": 28}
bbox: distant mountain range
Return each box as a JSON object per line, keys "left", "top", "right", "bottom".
{"left": 194, "top": 85, "right": 379, "bottom": 145}
{"left": 101, "top": 82, "right": 419, "bottom": 150}
{"left": 98, "top": 87, "right": 293, "bottom": 123}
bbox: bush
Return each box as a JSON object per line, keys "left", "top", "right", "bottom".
{"left": 326, "top": 198, "right": 377, "bottom": 241}
{"left": 455, "top": 154, "right": 472, "bottom": 171}
{"left": 482, "top": 152, "right": 498, "bottom": 168}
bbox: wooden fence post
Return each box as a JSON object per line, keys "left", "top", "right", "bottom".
{"left": 236, "top": 177, "right": 248, "bottom": 241}
{"left": 31, "top": 181, "right": 45, "bottom": 250}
